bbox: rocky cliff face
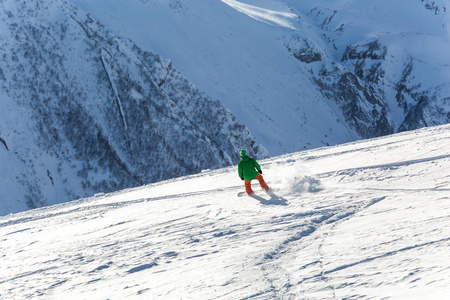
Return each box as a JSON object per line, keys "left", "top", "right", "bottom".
{"left": 0, "top": 0, "right": 266, "bottom": 214}
{"left": 286, "top": 1, "right": 449, "bottom": 140}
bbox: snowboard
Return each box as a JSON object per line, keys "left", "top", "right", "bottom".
{"left": 237, "top": 188, "right": 278, "bottom": 197}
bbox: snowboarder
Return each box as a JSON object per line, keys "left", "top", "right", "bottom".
{"left": 238, "top": 149, "right": 269, "bottom": 195}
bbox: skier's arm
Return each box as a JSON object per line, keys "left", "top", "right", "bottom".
{"left": 253, "top": 159, "right": 263, "bottom": 174}
{"left": 253, "top": 159, "right": 261, "bottom": 172}
{"left": 238, "top": 164, "right": 244, "bottom": 180}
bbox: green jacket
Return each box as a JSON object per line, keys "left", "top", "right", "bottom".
{"left": 238, "top": 155, "right": 261, "bottom": 181}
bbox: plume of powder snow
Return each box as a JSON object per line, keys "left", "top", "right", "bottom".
{"left": 267, "top": 159, "right": 323, "bottom": 194}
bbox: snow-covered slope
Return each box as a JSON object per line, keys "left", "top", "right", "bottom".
{"left": 1, "top": 124, "right": 449, "bottom": 299}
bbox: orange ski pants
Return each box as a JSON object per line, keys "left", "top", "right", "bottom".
{"left": 245, "top": 174, "right": 269, "bottom": 194}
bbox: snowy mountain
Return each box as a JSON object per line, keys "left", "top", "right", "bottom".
{"left": 1, "top": 124, "right": 449, "bottom": 299}
{"left": 1, "top": 0, "right": 449, "bottom": 214}
{"left": 0, "top": 0, "right": 266, "bottom": 214}
{"left": 305, "top": 0, "right": 450, "bottom": 137}
{"left": 70, "top": 0, "right": 450, "bottom": 147}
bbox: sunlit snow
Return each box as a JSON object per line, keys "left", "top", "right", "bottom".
{"left": 221, "top": 0, "right": 300, "bottom": 30}
{"left": 1, "top": 124, "right": 449, "bottom": 299}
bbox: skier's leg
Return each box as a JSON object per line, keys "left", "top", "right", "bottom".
{"left": 244, "top": 180, "right": 253, "bottom": 194}
{"left": 255, "top": 174, "right": 269, "bottom": 190}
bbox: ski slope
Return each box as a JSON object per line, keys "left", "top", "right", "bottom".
{"left": 1, "top": 124, "right": 450, "bottom": 299}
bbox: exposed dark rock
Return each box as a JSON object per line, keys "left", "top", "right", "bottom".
{"left": 333, "top": 72, "right": 394, "bottom": 138}
{"left": 0, "top": 137, "right": 8, "bottom": 151}
{"left": 399, "top": 94, "right": 430, "bottom": 131}
{"left": 421, "top": 0, "right": 447, "bottom": 14}
{"left": 286, "top": 37, "right": 322, "bottom": 63}
{"left": 342, "top": 40, "right": 387, "bottom": 61}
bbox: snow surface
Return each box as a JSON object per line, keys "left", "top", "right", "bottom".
{"left": 1, "top": 124, "right": 449, "bottom": 299}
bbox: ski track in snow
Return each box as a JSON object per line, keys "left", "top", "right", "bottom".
{"left": 1, "top": 125, "right": 450, "bottom": 299}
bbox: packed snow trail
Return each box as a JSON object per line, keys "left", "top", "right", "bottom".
{"left": 1, "top": 125, "right": 450, "bottom": 299}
